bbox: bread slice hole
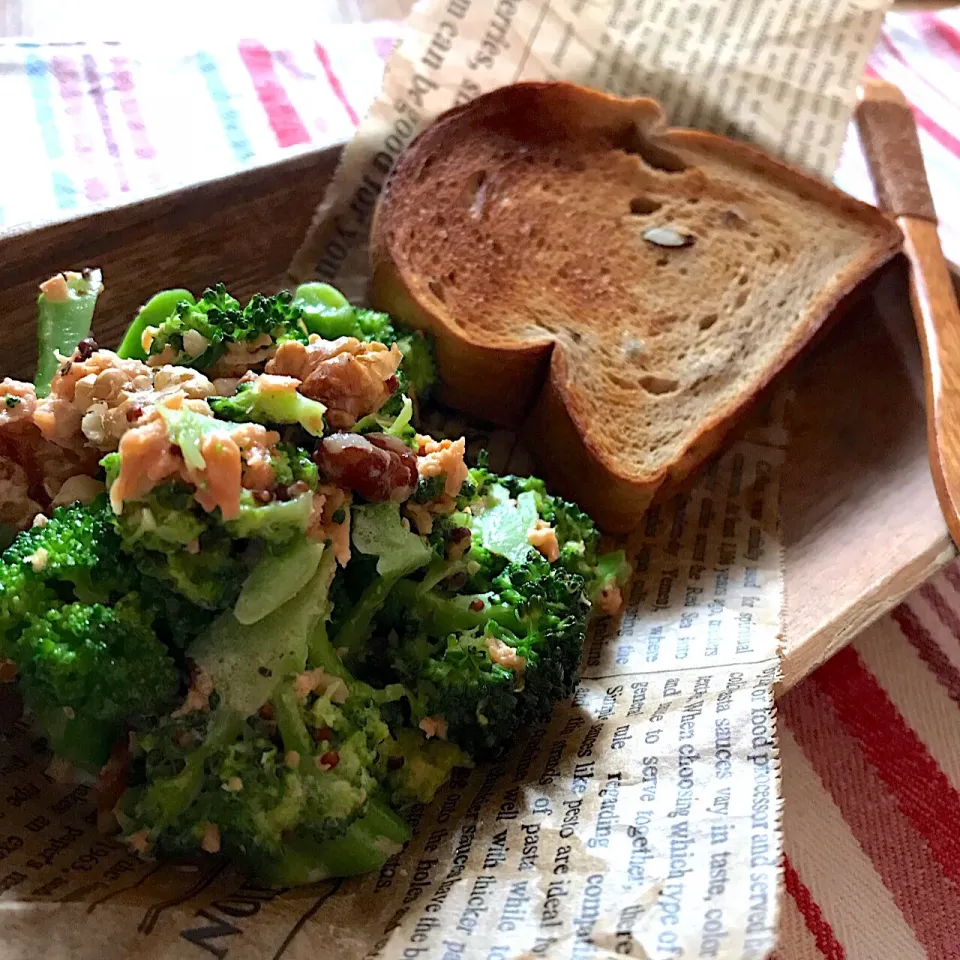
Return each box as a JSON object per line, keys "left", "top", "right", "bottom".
{"left": 629, "top": 196, "right": 663, "bottom": 215}
{"left": 734, "top": 289, "right": 748, "bottom": 309}
{"left": 699, "top": 313, "right": 718, "bottom": 331}
{"left": 614, "top": 124, "right": 687, "bottom": 173}
{"left": 640, "top": 374, "right": 680, "bottom": 395}
{"left": 428, "top": 280, "right": 446, "bottom": 303}
{"left": 416, "top": 156, "right": 436, "bottom": 182}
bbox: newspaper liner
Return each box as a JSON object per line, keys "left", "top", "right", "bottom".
{"left": 1, "top": 2, "right": 888, "bottom": 959}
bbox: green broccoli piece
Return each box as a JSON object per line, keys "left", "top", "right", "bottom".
{"left": 35, "top": 269, "right": 103, "bottom": 397}
{"left": 2, "top": 496, "right": 132, "bottom": 604}
{"left": 456, "top": 467, "right": 632, "bottom": 602}
{"left": 332, "top": 503, "right": 431, "bottom": 658}
{"left": 223, "top": 490, "right": 315, "bottom": 543}
{"left": 122, "top": 554, "right": 416, "bottom": 882}
{"left": 350, "top": 393, "right": 416, "bottom": 447}
{"left": 268, "top": 443, "right": 319, "bottom": 491}
{"left": 374, "top": 556, "right": 589, "bottom": 759}
{"left": 413, "top": 475, "right": 446, "bottom": 505}
{"left": 141, "top": 285, "right": 308, "bottom": 371}
{"left": 210, "top": 377, "right": 327, "bottom": 437}
{"left": 393, "top": 331, "right": 436, "bottom": 402}
{"left": 383, "top": 727, "right": 470, "bottom": 807}
{"left": 14, "top": 596, "right": 178, "bottom": 767}
{"left": 0, "top": 500, "right": 180, "bottom": 769}
{"left": 0, "top": 497, "right": 134, "bottom": 658}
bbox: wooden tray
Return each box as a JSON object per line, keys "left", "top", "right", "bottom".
{"left": 0, "top": 145, "right": 953, "bottom": 692}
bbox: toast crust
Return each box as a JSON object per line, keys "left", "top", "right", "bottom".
{"left": 370, "top": 82, "right": 902, "bottom": 532}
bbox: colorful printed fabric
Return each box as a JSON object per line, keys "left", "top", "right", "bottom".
{"left": 4, "top": 11, "right": 960, "bottom": 959}
{"left": 0, "top": 25, "right": 400, "bottom": 228}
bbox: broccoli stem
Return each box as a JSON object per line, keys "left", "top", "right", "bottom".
{"left": 35, "top": 269, "right": 103, "bottom": 397}
{"left": 391, "top": 580, "right": 524, "bottom": 637}
{"left": 308, "top": 620, "right": 350, "bottom": 678}
{"left": 134, "top": 708, "right": 245, "bottom": 832}
{"left": 332, "top": 575, "right": 403, "bottom": 659}
{"left": 257, "top": 799, "right": 410, "bottom": 886}
{"left": 273, "top": 687, "right": 314, "bottom": 759}
{"left": 32, "top": 702, "right": 119, "bottom": 771}
{"left": 116, "top": 289, "right": 196, "bottom": 361}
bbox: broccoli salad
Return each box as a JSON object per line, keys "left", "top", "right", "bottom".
{"left": 0, "top": 271, "right": 630, "bottom": 886}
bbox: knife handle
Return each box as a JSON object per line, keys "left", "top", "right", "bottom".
{"left": 899, "top": 215, "right": 960, "bottom": 544}
{"left": 857, "top": 77, "right": 960, "bottom": 545}
{"left": 857, "top": 78, "right": 936, "bottom": 221}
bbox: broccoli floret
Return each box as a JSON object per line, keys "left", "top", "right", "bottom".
{"left": 374, "top": 557, "right": 588, "bottom": 758}
{"left": 268, "top": 443, "right": 319, "bottom": 491}
{"left": 13, "top": 595, "right": 178, "bottom": 767}
{"left": 144, "top": 285, "right": 308, "bottom": 370}
{"left": 132, "top": 530, "right": 247, "bottom": 610}
{"left": 457, "top": 467, "right": 631, "bottom": 601}
{"left": 0, "top": 498, "right": 134, "bottom": 656}
{"left": 393, "top": 331, "right": 436, "bottom": 402}
{"left": 210, "top": 377, "right": 327, "bottom": 437}
{"left": 382, "top": 727, "right": 470, "bottom": 807}
{"left": 122, "top": 556, "right": 416, "bottom": 882}
{"left": 413, "top": 475, "right": 446, "bottom": 505}
{"left": 0, "top": 501, "right": 180, "bottom": 768}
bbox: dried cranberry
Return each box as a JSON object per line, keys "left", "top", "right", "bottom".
{"left": 320, "top": 749, "right": 340, "bottom": 770}
{"left": 387, "top": 755, "right": 405, "bottom": 771}
{"left": 125, "top": 404, "right": 143, "bottom": 422}
{"left": 311, "top": 726, "right": 334, "bottom": 743}
{"left": 315, "top": 432, "right": 418, "bottom": 502}
{"left": 75, "top": 337, "right": 98, "bottom": 361}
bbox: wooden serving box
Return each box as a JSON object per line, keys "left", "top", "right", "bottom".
{"left": 0, "top": 145, "right": 951, "bottom": 692}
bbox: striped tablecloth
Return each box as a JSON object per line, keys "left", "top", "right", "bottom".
{"left": 4, "top": 11, "right": 960, "bottom": 959}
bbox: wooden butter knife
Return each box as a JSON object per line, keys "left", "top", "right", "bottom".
{"left": 856, "top": 77, "right": 960, "bottom": 546}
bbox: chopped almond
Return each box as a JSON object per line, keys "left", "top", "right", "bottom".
{"left": 419, "top": 716, "right": 448, "bottom": 740}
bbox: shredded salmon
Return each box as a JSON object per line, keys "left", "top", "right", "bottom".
{"left": 193, "top": 433, "right": 242, "bottom": 520}
{"left": 416, "top": 435, "right": 469, "bottom": 498}
{"left": 597, "top": 585, "right": 624, "bottom": 615}
{"left": 528, "top": 519, "right": 560, "bottom": 563}
{"left": 486, "top": 635, "right": 527, "bottom": 675}
{"left": 110, "top": 419, "right": 181, "bottom": 514}
{"left": 111, "top": 408, "right": 279, "bottom": 520}
{"left": 309, "top": 485, "right": 352, "bottom": 566}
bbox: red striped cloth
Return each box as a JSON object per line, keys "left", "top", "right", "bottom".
{"left": 776, "top": 570, "right": 960, "bottom": 959}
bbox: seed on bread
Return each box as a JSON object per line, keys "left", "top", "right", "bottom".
{"left": 642, "top": 226, "right": 695, "bottom": 247}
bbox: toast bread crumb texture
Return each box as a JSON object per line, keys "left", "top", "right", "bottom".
{"left": 371, "top": 83, "right": 902, "bottom": 530}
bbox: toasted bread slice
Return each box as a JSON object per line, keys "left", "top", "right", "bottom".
{"left": 370, "top": 82, "right": 902, "bottom": 532}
